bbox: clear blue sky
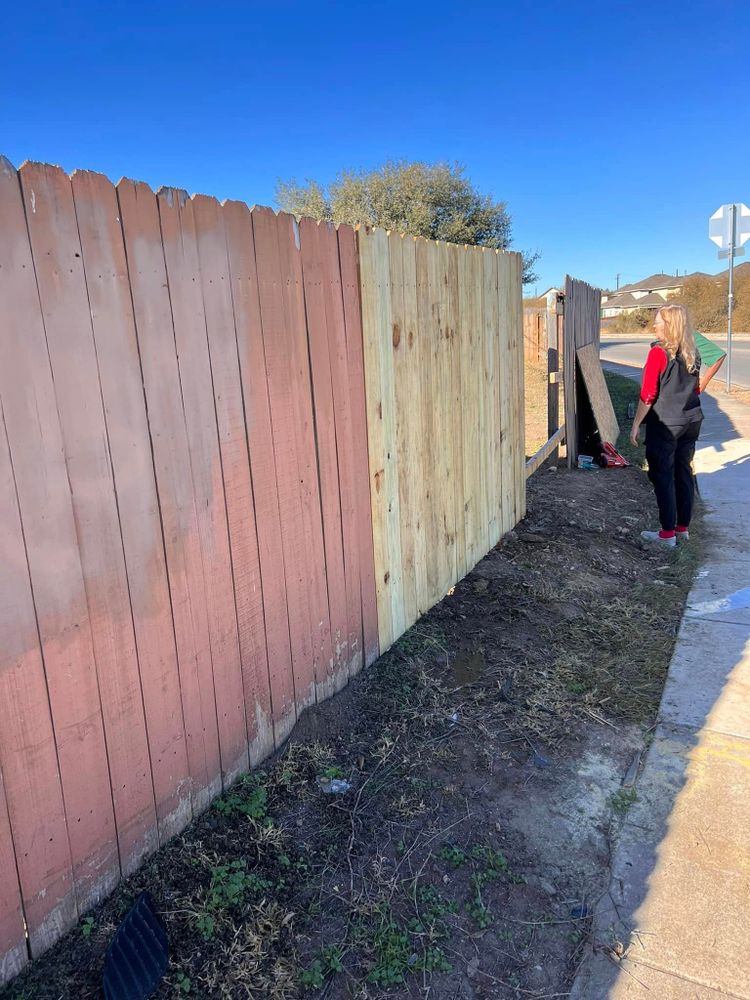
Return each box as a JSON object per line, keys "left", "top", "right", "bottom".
{"left": 2, "top": 0, "right": 748, "bottom": 293}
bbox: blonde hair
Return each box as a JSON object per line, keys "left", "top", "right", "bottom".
{"left": 655, "top": 304, "right": 698, "bottom": 373}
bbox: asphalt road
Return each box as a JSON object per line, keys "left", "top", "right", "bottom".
{"left": 600, "top": 336, "right": 750, "bottom": 389}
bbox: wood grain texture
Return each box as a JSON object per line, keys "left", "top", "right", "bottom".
{"left": 193, "top": 194, "right": 274, "bottom": 766}
{"left": 0, "top": 397, "right": 76, "bottom": 958}
{"left": 338, "top": 226, "right": 379, "bottom": 668}
{"left": 320, "top": 223, "right": 363, "bottom": 678}
{"left": 358, "top": 230, "right": 525, "bottom": 631}
{"left": 118, "top": 179, "right": 221, "bottom": 815}
{"left": 0, "top": 766, "right": 27, "bottom": 982}
{"left": 72, "top": 169, "right": 191, "bottom": 845}
{"left": 299, "top": 218, "right": 348, "bottom": 696}
{"left": 158, "top": 188, "right": 248, "bottom": 786}
{"left": 22, "top": 162, "right": 159, "bottom": 877}
{"left": 252, "top": 206, "right": 315, "bottom": 727}
{"left": 223, "top": 201, "right": 294, "bottom": 747}
{"left": 4, "top": 163, "right": 120, "bottom": 918}
{"left": 575, "top": 342, "right": 619, "bottom": 445}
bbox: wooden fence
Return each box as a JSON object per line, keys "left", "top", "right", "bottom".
{"left": 359, "top": 231, "right": 525, "bottom": 650}
{"left": 0, "top": 158, "right": 524, "bottom": 983}
{"left": 563, "top": 275, "right": 602, "bottom": 464}
{"left": 523, "top": 307, "right": 546, "bottom": 363}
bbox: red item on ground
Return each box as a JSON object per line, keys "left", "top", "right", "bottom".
{"left": 598, "top": 442, "right": 631, "bottom": 468}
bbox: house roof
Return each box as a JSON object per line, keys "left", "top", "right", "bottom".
{"left": 616, "top": 273, "right": 685, "bottom": 294}
{"left": 602, "top": 291, "right": 666, "bottom": 310}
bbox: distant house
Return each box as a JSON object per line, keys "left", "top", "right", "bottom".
{"left": 601, "top": 273, "right": 693, "bottom": 318}
{"left": 601, "top": 264, "right": 750, "bottom": 318}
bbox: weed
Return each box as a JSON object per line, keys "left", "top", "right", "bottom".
{"left": 194, "top": 912, "right": 215, "bottom": 942}
{"left": 368, "top": 920, "right": 411, "bottom": 986}
{"left": 80, "top": 916, "right": 95, "bottom": 938}
{"left": 213, "top": 775, "right": 268, "bottom": 820}
{"left": 471, "top": 844, "right": 510, "bottom": 873}
{"left": 174, "top": 970, "right": 192, "bottom": 994}
{"left": 300, "top": 960, "right": 325, "bottom": 990}
{"left": 610, "top": 787, "right": 638, "bottom": 815}
{"left": 439, "top": 844, "right": 467, "bottom": 868}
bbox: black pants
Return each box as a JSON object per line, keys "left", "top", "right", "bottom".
{"left": 645, "top": 418, "right": 702, "bottom": 530}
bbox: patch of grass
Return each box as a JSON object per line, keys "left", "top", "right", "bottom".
{"left": 610, "top": 787, "right": 638, "bottom": 815}
{"left": 604, "top": 369, "right": 645, "bottom": 468}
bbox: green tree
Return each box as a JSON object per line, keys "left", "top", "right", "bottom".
{"left": 674, "top": 272, "right": 750, "bottom": 332}
{"left": 276, "top": 160, "right": 540, "bottom": 284}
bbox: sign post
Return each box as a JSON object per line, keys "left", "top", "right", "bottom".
{"left": 709, "top": 202, "right": 750, "bottom": 393}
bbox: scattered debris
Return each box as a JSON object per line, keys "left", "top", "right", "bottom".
{"left": 316, "top": 776, "right": 352, "bottom": 795}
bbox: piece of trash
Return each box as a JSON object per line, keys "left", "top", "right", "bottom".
{"left": 532, "top": 752, "right": 550, "bottom": 769}
{"left": 577, "top": 455, "right": 596, "bottom": 470}
{"left": 103, "top": 892, "right": 168, "bottom": 1000}
{"left": 449, "top": 711, "right": 460, "bottom": 724}
{"left": 317, "top": 777, "right": 352, "bottom": 795}
{"left": 570, "top": 904, "right": 589, "bottom": 919}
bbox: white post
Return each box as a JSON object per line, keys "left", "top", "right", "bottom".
{"left": 726, "top": 203, "right": 736, "bottom": 394}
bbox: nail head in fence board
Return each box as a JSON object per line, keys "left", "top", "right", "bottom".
{"left": 0, "top": 766, "right": 27, "bottom": 985}
{"left": 0, "top": 398, "right": 76, "bottom": 962}
{"left": 299, "top": 218, "right": 349, "bottom": 697}
{"left": 158, "top": 189, "right": 248, "bottom": 786}
{"left": 21, "top": 162, "right": 159, "bottom": 877}
{"left": 277, "top": 213, "right": 334, "bottom": 703}
{"left": 252, "top": 206, "right": 315, "bottom": 727}
{"left": 338, "top": 226, "right": 379, "bottom": 668}
{"left": 320, "top": 222, "right": 363, "bottom": 679}
{"left": 71, "top": 169, "right": 191, "bottom": 844}
{"left": 117, "top": 178, "right": 221, "bottom": 814}
{"left": 388, "top": 233, "right": 418, "bottom": 631}
{"left": 5, "top": 163, "right": 119, "bottom": 916}
{"left": 222, "top": 201, "right": 294, "bottom": 746}
{"left": 193, "top": 195, "right": 274, "bottom": 766}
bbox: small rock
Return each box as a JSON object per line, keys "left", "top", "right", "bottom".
{"left": 473, "top": 578, "right": 489, "bottom": 593}
{"left": 518, "top": 531, "right": 548, "bottom": 544}
{"left": 467, "top": 957, "right": 480, "bottom": 979}
{"left": 540, "top": 878, "right": 557, "bottom": 896}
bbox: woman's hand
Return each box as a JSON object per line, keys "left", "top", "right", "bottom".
{"left": 630, "top": 423, "right": 641, "bottom": 447}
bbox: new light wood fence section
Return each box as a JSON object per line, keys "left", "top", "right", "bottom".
{"left": 0, "top": 159, "right": 526, "bottom": 984}
{"left": 358, "top": 230, "right": 525, "bottom": 651}
{"left": 0, "top": 159, "right": 378, "bottom": 979}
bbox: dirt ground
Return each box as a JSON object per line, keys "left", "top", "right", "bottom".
{"left": 524, "top": 362, "right": 550, "bottom": 458}
{"left": 2, "top": 374, "right": 701, "bottom": 1000}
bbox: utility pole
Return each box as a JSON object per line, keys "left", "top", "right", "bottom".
{"left": 727, "top": 203, "right": 736, "bottom": 393}
{"left": 709, "top": 202, "right": 749, "bottom": 395}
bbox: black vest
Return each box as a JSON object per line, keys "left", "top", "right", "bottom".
{"left": 649, "top": 345, "right": 702, "bottom": 429}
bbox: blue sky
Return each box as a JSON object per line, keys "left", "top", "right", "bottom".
{"left": 2, "top": 0, "right": 748, "bottom": 292}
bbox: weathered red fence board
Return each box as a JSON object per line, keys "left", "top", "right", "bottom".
{"left": 0, "top": 158, "right": 524, "bottom": 987}
{"left": 71, "top": 169, "right": 192, "bottom": 844}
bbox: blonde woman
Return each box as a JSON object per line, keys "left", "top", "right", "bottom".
{"left": 629, "top": 305, "right": 703, "bottom": 548}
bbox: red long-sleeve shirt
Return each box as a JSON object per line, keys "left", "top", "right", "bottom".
{"left": 640, "top": 346, "right": 667, "bottom": 404}
{"left": 640, "top": 345, "right": 701, "bottom": 405}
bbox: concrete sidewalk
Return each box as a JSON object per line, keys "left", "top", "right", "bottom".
{"left": 572, "top": 378, "right": 750, "bottom": 998}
